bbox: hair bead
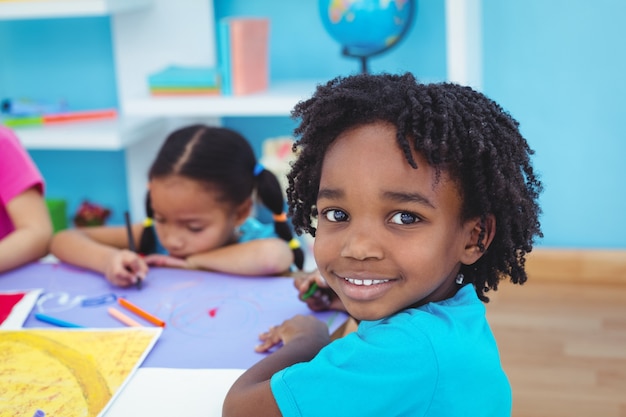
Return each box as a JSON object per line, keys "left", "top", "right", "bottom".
{"left": 273, "top": 212, "right": 288, "bottom": 222}
{"left": 288, "top": 238, "right": 301, "bottom": 250}
{"left": 253, "top": 163, "right": 265, "bottom": 176}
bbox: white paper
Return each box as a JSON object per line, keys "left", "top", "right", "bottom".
{"left": 104, "top": 367, "right": 246, "bottom": 417}
{"left": 0, "top": 288, "right": 42, "bottom": 329}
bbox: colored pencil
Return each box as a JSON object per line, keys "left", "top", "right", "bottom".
{"left": 107, "top": 307, "right": 143, "bottom": 327}
{"left": 124, "top": 211, "right": 142, "bottom": 290}
{"left": 42, "top": 108, "right": 117, "bottom": 124}
{"left": 118, "top": 297, "right": 166, "bottom": 327}
{"left": 34, "top": 313, "right": 84, "bottom": 328}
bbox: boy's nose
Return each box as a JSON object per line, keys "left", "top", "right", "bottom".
{"left": 339, "top": 225, "right": 384, "bottom": 261}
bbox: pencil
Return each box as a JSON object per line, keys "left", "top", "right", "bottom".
{"left": 124, "top": 211, "right": 142, "bottom": 290}
{"left": 35, "top": 313, "right": 84, "bottom": 328}
{"left": 301, "top": 282, "right": 319, "bottom": 300}
{"left": 118, "top": 297, "right": 166, "bottom": 327}
{"left": 108, "top": 307, "right": 143, "bottom": 327}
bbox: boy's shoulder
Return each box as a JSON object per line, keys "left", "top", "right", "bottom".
{"left": 361, "top": 285, "right": 483, "bottom": 332}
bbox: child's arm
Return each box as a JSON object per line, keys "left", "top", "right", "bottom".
{"left": 223, "top": 315, "right": 331, "bottom": 417}
{"left": 0, "top": 187, "right": 52, "bottom": 273}
{"left": 146, "top": 237, "right": 294, "bottom": 276}
{"left": 50, "top": 223, "right": 147, "bottom": 287}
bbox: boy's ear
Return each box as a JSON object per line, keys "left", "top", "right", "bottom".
{"left": 234, "top": 198, "right": 253, "bottom": 226}
{"left": 461, "top": 214, "right": 496, "bottom": 265}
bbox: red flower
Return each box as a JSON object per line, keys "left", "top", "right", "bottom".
{"left": 73, "top": 200, "right": 111, "bottom": 227}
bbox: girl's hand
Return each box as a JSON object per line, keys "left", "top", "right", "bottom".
{"left": 254, "top": 314, "right": 330, "bottom": 353}
{"left": 144, "top": 254, "right": 190, "bottom": 269}
{"left": 104, "top": 249, "right": 147, "bottom": 287}
{"left": 293, "top": 269, "right": 346, "bottom": 312}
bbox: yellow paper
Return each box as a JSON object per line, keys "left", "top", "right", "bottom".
{"left": 0, "top": 327, "right": 161, "bottom": 417}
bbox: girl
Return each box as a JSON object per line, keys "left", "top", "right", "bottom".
{"left": 0, "top": 126, "right": 53, "bottom": 273}
{"left": 51, "top": 125, "right": 304, "bottom": 287}
{"left": 223, "top": 73, "right": 543, "bottom": 416}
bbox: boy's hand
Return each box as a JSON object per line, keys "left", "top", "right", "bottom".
{"left": 255, "top": 314, "right": 330, "bottom": 353}
{"left": 293, "top": 269, "right": 346, "bottom": 312}
{"left": 104, "top": 249, "right": 147, "bottom": 287}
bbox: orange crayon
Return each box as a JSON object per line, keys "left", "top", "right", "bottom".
{"left": 118, "top": 298, "right": 166, "bottom": 327}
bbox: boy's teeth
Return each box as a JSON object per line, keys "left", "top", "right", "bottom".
{"left": 345, "top": 277, "right": 389, "bottom": 286}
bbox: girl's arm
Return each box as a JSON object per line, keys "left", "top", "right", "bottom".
{"left": 223, "top": 315, "right": 331, "bottom": 417}
{"left": 0, "top": 187, "right": 53, "bottom": 273}
{"left": 149, "top": 238, "right": 294, "bottom": 276}
{"left": 50, "top": 222, "right": 147, "bottom": 286}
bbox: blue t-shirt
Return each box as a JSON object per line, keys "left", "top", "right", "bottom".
{"left": 237, "top": 217, "right": 276, "bottom": 242}
{"left": 153, "top": 217, "right": 276, "bottom": 254}
{"left": 270, "top": 284, "right": 511, "bottom": 416}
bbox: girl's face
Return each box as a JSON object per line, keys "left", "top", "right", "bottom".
{"left": 149, "top": 175, "right": 250, "bottom": 259}
{"left": 314, "top": 122, "right": 486, "bottom": 321}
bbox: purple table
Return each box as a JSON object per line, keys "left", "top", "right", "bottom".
{"left": 0, "top": 262, "right": 345, "bottom": 369}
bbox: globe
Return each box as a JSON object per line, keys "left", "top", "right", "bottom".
{"left": 319, "top": 0, "right": 416, "bottom": 73}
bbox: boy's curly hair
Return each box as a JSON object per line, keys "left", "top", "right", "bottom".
{"left": 286, "top": 72, "right": 543, "bottom": 302}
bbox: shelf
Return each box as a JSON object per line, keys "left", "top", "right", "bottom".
{"left": 16, "top": 117, "right": 165, "bottom": 150}
{"left": 0, "top": 0, "right": 152, "bottom": 20}
{"left": 123, "top": 80, "right": 323, "bottom": 117}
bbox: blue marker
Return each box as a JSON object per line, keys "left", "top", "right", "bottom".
{"left": 34, "top": 313, "right": 84, "bottom": 328}
{"left": 32, "top": 410, "right": 45, "bottom": 417}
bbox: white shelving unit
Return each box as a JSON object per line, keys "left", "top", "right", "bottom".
{"left": 3, "top": 0, "right": 480, "bottom": 221}
{"left": 124, "top": 80, "right": 321, "bottom": 117}
{"left": 15, "top": 117, "right": 165, "bottom": 150}
{"left": 0, "top": 0, "right": 152, "bottom": 20}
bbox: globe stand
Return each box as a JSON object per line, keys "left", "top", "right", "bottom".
{"left": 334, "top": 0, "right": 417, "bottom": 74}
{"left": 341, "top": 52, "right": 370, "bottom": 74}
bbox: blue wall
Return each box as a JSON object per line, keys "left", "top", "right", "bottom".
{"left": 30, "top": 149, "right": 129, "bottom": 227}
{"left": 0, "top": 17, "right": 118, "bottom": 110}
{"left": 482, "top": 0, "right": 626, "bottom": 248}
{"left": 0, "top": 16, "right": 126, "bottom": 224}
{"left": 1, "top": 1, "right": 625, "bottom": 247}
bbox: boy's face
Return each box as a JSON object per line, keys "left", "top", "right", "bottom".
{"left": 314, "top": 122, "right": 480, "bottom": 321}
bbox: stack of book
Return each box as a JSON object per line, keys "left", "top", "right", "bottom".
{"left": 147, "top": 66, "right": 220, "bottom": 96}
{"left": 218, "top": 17, "right": 270, "bottom": 96}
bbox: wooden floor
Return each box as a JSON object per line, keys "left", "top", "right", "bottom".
{"left": 486, "top": 280, "right": 626, "bottom": 417}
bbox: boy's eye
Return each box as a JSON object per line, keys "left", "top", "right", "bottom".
{"left": 323, "top": 209, "right": 348, "bottom": 222}
{"left": 390, "top": 212, "right": 419, "bottom": 225}
{"left": 187, "top": 225, "right": 204, "bottom": 233}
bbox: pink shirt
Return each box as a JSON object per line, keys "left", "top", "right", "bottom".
{"left": 0, "top": 126, "right": 44, "bottom": 239}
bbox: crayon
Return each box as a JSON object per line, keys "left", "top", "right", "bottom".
{"left": 301, "top": 282, "right": 319, "bottom": 300}
{"left": 118, "top": 298, "right": 166, "bottom": 327}
{"left": 108, "top": 307, "right": 143, "bottom": 327}
{"left": 34, "top": 313, "right": 84, "bottom": 328}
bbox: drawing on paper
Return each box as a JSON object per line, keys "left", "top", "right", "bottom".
{"left": 0, "top": 328, "right": 161, "bottom": 417}
{"left": 0, "top": 289, "right": 42, "bottom": 329}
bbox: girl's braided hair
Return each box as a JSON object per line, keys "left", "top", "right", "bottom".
{"left": 286, "top": 73, "right": 542, "bottom": 301}
{"left": 139, "top": 124, "right": 304, "bottom": 270}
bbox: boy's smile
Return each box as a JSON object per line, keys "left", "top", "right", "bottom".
{"left": 314, "top": 122, "right": 482, "bottom": 321}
